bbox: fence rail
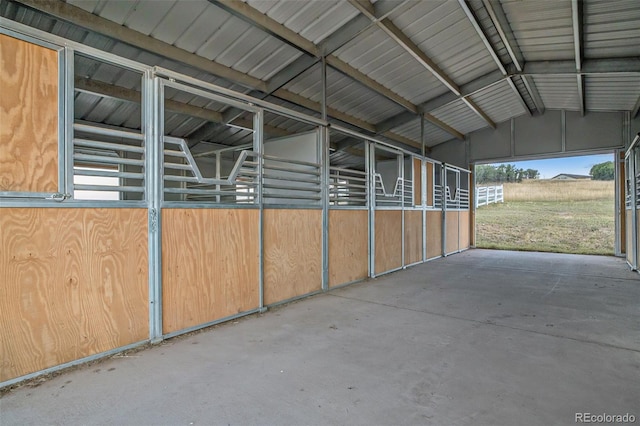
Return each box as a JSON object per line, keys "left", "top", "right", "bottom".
{"left": 475, "top": 185, "right": 504, "bottom": 207}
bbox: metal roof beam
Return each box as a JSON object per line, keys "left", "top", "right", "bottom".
{"left": 458, "top": 0, "right": 531, "bottom": 116}
{"left": 521, "top": 76, "right": 545, "bottom": 115}
{"left": 477, "top": 0, "right": 546, "bottom": 115}
{"left": 209, "top": 0, "right": 466, "bottom": 144}
{"left": 631, "top": 96, "right": 640, "bottom": 119}
{"left": 348, "top": 0, "right": 496, "bottom": 129}
{"left": 572, "top": 0, "right": 585, "bottom": 115}
{"left": 521, "top": 58, "right": 640, "bottom": 75}
{"left": 15, "top": 0, "right": 267, "bottom": 91}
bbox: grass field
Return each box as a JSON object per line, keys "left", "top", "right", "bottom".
{"left": 475, "top": 180, "right": 615, "bottom": 255}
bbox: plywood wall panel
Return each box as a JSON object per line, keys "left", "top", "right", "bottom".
{"left": 426, "top": 162, "right": 434, "bottom": 206}
{"left": 459, "top": 210, "right": 470, "bottom": 250}
{"left": 264, "top": 209, "right": 322, "bottom": 305}
{"left": 413, "top": 158, "right": 422, "bottom": 206}
{"left": 375, "top": 210, "right": 402, "bottom": 274}
{"left": 0, "top": 35, "right": 58, "bottom": 192}
{"left": 404, "top": 210, "right": 423, "bottom": 265}
{"left": 162, "top": 209, "right": 259, "bottom": 334}
{"left": 0, "top": 208, "right": 148, "bottom": 382}
{"left": 426, "top": 210, "right": 442, "bottom": 259}
{"left": 329, "top": 210, "right": 368, "bottom": 287}
{"left": 446, "top": 211, "right": 459, "bottom": 254}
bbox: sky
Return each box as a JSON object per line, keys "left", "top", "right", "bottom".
{"left": 487, "top": 153, "right": 614, "bottom": 179}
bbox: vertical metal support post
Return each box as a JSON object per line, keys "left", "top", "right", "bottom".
{"left": 320, "top": 55, "right": 329, "bottom": 290}
{"left": 254, "top": 109, "right": 266, "bottom": 310}
{"left": 422, "top": 160, "right": 427, "bottom": 262}
{"left": 321, "top": 125, "right": 329, "bottom": 290}
{"left": 561, "top": 109, "right": 567, "bottom": 152}
{"left": 471, "top": 166, "right": 477, "bottom": 248}
{"left": 615, "top": 149, "right": 621, "bottom": 256}
{"left": 62, "top": 47, "right": 74, "bottom": 197}
{"left": 368, "top": 142, "right": 376, "bottom": 277}
{"left": 215, "top": 153, "right": 221, "bottom": 203}
{"left": 442, "top": 164, "right": 447, "bottom": 256}
{"left": 401, "top": 153, "right": 405, "bottom": 268}
{"left": 633, "top": 150, "right": 639, "bottom": 270}
{"left": 145, "top": 72, "right": 163, "bottom": 342}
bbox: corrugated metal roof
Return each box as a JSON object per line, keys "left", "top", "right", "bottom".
{"left": 469, "top": 80, "right": 528, "bottom": 123}
{"left": 389, "top": 118, "right": 453, "bottom": 147}
{"left": 467, "top": 0, "right": 513, "bottom": 68}
{"left": 283, "top": 64, "right": 406, "bottom": 124}
{"left": 334, "top": 25, "right": 449, "bottom": 105}
{"left": 68, "top": 0, "right": 302, "bottom": 81}
{"left": 390, "top": 0, "right": 499, "bottom": 85}
{"left": 532, "top": 75, "right": 580, "bottom": 111}
{"left": 586, "top": 75, "right": 640, "bottom": 111}
{"left": 512, "top": 76, "right": 537, "bottom": 112}
{"left": 501, "top": 0, "right": 575, "bottom": 61}
{"left": 584, "top": 0, "right": 640, "bottom": 59}
{"left": 244, "top": 0, "right": 360, "bottom": 44}
{"left": 430, "top": 100, "right": 489, "bottom": 134}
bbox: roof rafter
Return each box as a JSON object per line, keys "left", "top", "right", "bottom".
{"left": 210, "top": 0, "right": 465, "bottom": 144}
{"left": 479, "top": 0, "right": 545, "bottom": 115}
{"left": 16, "top": 0, "right": 421, "bottom": 151}
{"left": 458, "top": 0, "right": 531, "bottom": 117}
{"left": 348, "top": 0, "right": 496, "bottom": 130}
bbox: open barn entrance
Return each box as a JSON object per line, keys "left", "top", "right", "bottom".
{"left": 474, "top": 153, "right": 616, "bottom": 255}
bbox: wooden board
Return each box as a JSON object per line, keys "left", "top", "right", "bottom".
{"left": 0, "top": 208, "right": 148, "bottom": 382}
{"left": 374, "top": 210, "right": 402, "bottom": 274}
{"left": 426, "top": 210, "right": 442, "bottom": 259}
{"left": 0, "top": 35, "right": 58, "bottom": 192}
{"left": 445, "top": 211, "right": 459, "bottom": 254}
{"left": 413, "top": 158, "right": 422, "bottom": 206}
{"left": 161, "top": 209, "right": 259, "bottom": 334}
{"left": 404, "top": 210, "right": 423, "bottom": 265}
{"left": 329, "top": 210, "right": 368, "bottom": 287}
{"left": 426, "top": 162, "right": 434, "bottom": 206}
{"left": 459, "top": 210, "right": 470, "bottom": 250}
{"left": 264, "top": 209, "right": 322, "bottom": 305}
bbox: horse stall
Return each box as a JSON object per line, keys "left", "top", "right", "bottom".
{"left": 0, "top": 27, "right": 472, "bottom": 387}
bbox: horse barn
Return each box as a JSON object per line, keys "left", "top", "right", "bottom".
{"left": 0, "top": 0, "right": 639, "bottom": 423}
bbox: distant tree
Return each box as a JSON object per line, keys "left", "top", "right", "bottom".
{"left": 524, "top": 168, "right": 540, "bottom": 179}
{"left": 590, "top": 161, "right": 614, "bottom": 180}
{"left": 475, "top": 164, "right": 539, "bottom": 184}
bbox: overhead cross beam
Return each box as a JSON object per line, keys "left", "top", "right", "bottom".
{"left": 458, "top": 0, "right": 531, "bottom": 117}
{"left": 478, "top": 0, "right": 545, "bottom": 115}
{"left": 572, "top": 0, "right": 585, "bottom": 116}
{"left": 348, "top": 0, "right": 496, "bottom": 130}
{"left": 210, "top": 0, "right": 465, "bottom": 144}
{"left": 16, "top": 0, "right": 422, "bottom": 151}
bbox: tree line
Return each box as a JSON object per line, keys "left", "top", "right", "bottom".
{"left": 475, "top": 164, "right": 539, "bottom": 184}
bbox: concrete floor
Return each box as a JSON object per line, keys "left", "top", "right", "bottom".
{"left": 1, "top": 249, "right": 639, "bottom": 426}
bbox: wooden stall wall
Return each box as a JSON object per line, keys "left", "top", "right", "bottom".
{"left": 426, "top": 162, "right": 434, "bottom": 206}
{"left": 264, "top": 209, "right": 322, "bottom": 305}
{"left": 161, "top": 209, "right": 259, "bottom": 334}
{"left": 459, "top": 210, "right": 470, "bottom": 250}
{"left": 374, "top": 210, "right": 402, "bottom": 274}
{"left": 445, "top": 211, "right": 460, "bottom": 255}
{"left": 329, "top": 210, "right": 368, "bottom": 287}
{"left": 0, "top": 34, "right": 58, "bottom": 193}
{"left": 404, "top": 210, "right": 423, "bottom": 265}
{"left": 426, "top": 210, "right": 442, "bottom": 259}
{"left": 413, "top": 158, "right": 422, "bottom": 206}
{"left": 0, "top": 208, "right": 149, "bottom": 383}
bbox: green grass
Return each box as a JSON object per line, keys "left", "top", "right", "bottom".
{"left": 475, "top": 200, "right": 615, "bottom": 255}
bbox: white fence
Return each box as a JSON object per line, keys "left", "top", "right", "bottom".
{"left": 475, "top": 185, "right": 504, "bottom": 207}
